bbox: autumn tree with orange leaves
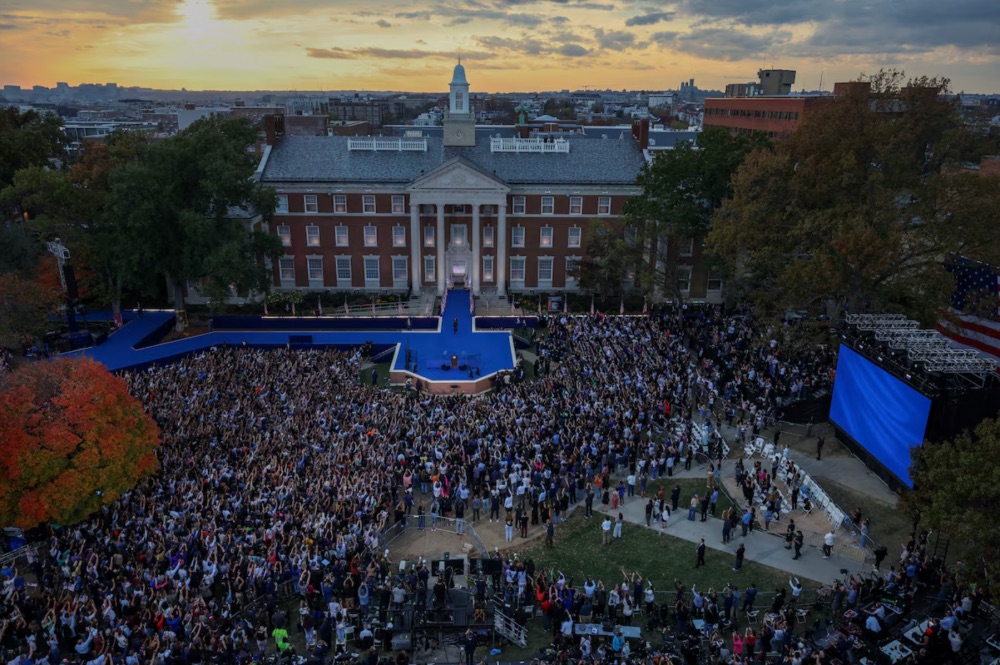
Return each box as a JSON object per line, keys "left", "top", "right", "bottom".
{"left": 0, "top": 357, "right": 160, "bottom": 528}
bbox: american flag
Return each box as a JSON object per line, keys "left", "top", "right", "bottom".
{"left": 936, "top": 256, "right": 1000, "bottom": 360}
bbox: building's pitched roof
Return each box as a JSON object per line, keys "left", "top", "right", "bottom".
{"left": 261, "top": 134, "right": 645, "bottom": 186}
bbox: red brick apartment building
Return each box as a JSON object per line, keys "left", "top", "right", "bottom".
{"left": 253, "top": 64, "right": 725, "bottom": 303}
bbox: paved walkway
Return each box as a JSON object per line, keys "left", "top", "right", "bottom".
{"left": 604, "top": 493, "right": 856, "bottom": 585}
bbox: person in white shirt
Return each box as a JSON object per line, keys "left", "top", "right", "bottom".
{"left": 602, "top": 517, "right": 613, "bottom": 545}
{"left": 948, "top": 629, "right": 963, "bottom": 653}
{"left": 823, "top": 531, "right": 835, "bottom": 558}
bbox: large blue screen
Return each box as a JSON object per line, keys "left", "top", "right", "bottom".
{"left": 829, "top": 345, "right": 932, "bottom": 487}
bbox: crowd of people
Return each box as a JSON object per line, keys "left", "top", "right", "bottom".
{"left": 0, "top": 307, "right": 845, "bottom": 665}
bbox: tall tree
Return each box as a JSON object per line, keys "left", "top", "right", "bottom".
{"left": 0, "top": 107, "right": 65, "bottom": 195}
{"left": 708, "top": 70, "right": 1000, "bottom": 324}
{"left": 0, "top": 358, "right": 160, "bottom": 528}
{"left": 0, "top": 272, "right": 62, "bottom": 350}
{"left": 901, "top": 417, "right": 1000, "bottom": 598}
{"left": 107, "top": 116, "right": 281, "bottom": 327}
{"left": 621, "top": 127, "right": 770, "bottom": 302}
{"left": 0, "top": 132, "right": 151, "bottom": 317}
{"left": 574, "top": 217, "right": 636, "bottom": 299}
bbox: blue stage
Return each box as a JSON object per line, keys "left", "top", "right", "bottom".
{"left": 63, "top": 290, "right": 521, "bottom": 387}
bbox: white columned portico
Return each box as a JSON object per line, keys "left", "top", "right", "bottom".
{"left": 471, "top": 204, "right": 481, "bottom": 295}
{"left": 436, "top": 204, "right": 446, "bottom": 295}
{"left": 497, "top": 202, "right": 507, "bottom": 295}
{"left": 409, "top": 203, "right": 421, "bottom": 289}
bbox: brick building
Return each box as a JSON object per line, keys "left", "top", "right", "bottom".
{"left": 255, "top": 64, "right": 724, "bottom": 303}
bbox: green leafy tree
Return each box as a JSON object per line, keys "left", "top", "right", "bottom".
{"left": 708, "top": 70, "right": 1000, "bottom": 324}
{"left": 0, "top": 272, "right": 63, "bottom": 349}
{"left": 902, "top": 417, "right": 1000, "bottom": 597}
{"left": 574, "top": 218, "right": 635, "bottom": 300}
{"left": 0, "top": 133, "right": 149, "bottom": 318}
{"left": 0, "top": 225, "right": 43, "bottom": 276}
{"left": 106, "top": 116, "right": 281, "bottom": 328}
{"left": 0, "top": 107, "right": 65, "bottom": 195}
{"left": 621, "top": 127, "right": 769, "bottom": 303}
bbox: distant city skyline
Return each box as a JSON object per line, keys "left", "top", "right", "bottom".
{"left": 2, "top": 0, "right": 999, "bottom": 94}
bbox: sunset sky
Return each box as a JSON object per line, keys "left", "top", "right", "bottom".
{"left": 2, "top": 0, "right": 998, "bottom": 94}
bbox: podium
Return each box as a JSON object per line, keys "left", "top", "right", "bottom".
{"left": 451, "top": 354, "right": 458, "bottom": 368}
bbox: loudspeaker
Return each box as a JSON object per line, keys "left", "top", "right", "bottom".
{"left": 481, "top": 558, "right": 502, "bottom": 576}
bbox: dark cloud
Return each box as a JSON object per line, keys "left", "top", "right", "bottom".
{"left": 594, "top": 28, "right": 637, "bottom": 51}
{"left": 624, "top": 11, "right": 674, "bottom": 26}
{"left": 306, "top": 47, "right": 355, "bottom": 59}
{"left": 792, "top": 0, "right": 1000, "bottom": 56}
{"left": 652, "top": 27, "right": 790, "bottom": 62}
{"left": 666, "top": 0, "right": 1000, "bottom": 59}
{"left": 673, "top": 0, "right": 829, "bottom": 27}
{"left": 472, "top": 34, "right": 591, "bottom": 58}
{"left": 474, "top": 35, "right": 546, "bottom": 56}
{"left": 394, "top": 11, "right": 432, "bottom": 20}
{"left": 374, "top": 19, "right": 391, "bottom": 28}
{"left": 557, "top": 43, "right": 590, "bottom": 56}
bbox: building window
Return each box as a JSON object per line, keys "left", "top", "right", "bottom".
{"left": 335, "top": 256, "right": 352, "bottom": 282}
{"left": 707, "top": 268, "right": 723, "bottom": 291}
{"left": 363, "top": 257, "right": 379, "bottom": 284}
{"left": 483, "top": 255, "right": 494, "bottom": 282}
{"left": 334, "top": 195, "right": 347, "bottom": 213}
{"left": 276, "top": 195, "right": 288, "bottom": 213}
{"left": 569, "top": 196, "right": 583, "bottom": 215}
{"left": 538, "top": 256, "right": 553, "bottom": 283}
{"left": 423, "top": 255, "right": 435, "bottom": 282}
{"left": 392, "top": 256, "right": 408, "bottom": 282}
{"left": 483, "top": 225, "right": 494, "bottom": 248}
{"left": 512, "top": 196, "right": 526, "bottom": 215}
{"left": 363, "top": 195, "right": 376, "bottom": 214}
{"left": 483, "top": 205, "right": 495, "bottom": 216}
{"left": 568, "top": 226, "right": 582, "bottom": 248}
{"left": 676, "top": 266, "right": 692, "bottom": 293}
{"left": 420, "top": 204, "right": 435, "bottom": 215}
{"left": 541, "top": 196, "right": 554, "bottom": 215}
{"left": 451, "top": 224, "right": 467, "bottom": 247}
{"left": 304, "top": 195, "right": 318, "bottom": 213}
{"left": 679, "top": 237, "right": 694, "bottom": 257}
{"left": 306, "top": 225, "right": 320, "bottom": 247}
{"left": 423, "top": 226, "right": 435, "bottom": 247}
{"left": 363, "top": 225, "right": 378, "bottom": 247}
{"left": 391, "top": 195, "right": 405, "bottom": 214}
{"left": 539, "top": 227, "right": 553, "bottom": 248}
{"left": 392, "top": 225, "right": 406, "bottom": 247}
{"left": 307, "top": 257, "right": 323, "bottom": 281}
{"left": 335, "top": 226, "right": 349, "bottom": 247}
{"left": 279, "top": 257, "right": 295, "bottom": 282}
{"left": 455, "top": 91, "right": 464, "bottom": 111}
{"left": 598, "top": 196, "right": 611, "bottom": 215}
{"left": 565, "top": 257, "right": 580, "bottom": 280}
{"left": 510, "top": 256, "right": 526, "bottom": 282}
{"left": 511, "top": 226, "right": 525, "bottom": 248}
{"left": 277, "top": 224, "right": 291, "bottom": 247}
{"left": 624, "top": 226, "right": 637, "bottom": 246}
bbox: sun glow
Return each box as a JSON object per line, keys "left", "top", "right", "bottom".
{"left": 177, "top": 0, "right": 217, "bottom": 41}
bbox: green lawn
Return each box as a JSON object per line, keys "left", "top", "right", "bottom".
{"left": 514, "top": 513, "right": 789, "bottom": 593}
